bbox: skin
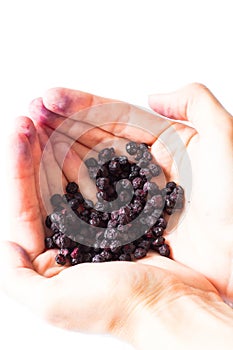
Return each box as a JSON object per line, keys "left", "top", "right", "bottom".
{"left": 1, "top": 83, "right": 233, "bottom": 349}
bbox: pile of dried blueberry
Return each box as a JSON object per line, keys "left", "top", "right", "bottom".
{"left": 45, "top": 141, "right": 184, "bottom": 265}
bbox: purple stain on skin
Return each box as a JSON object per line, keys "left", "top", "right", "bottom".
{"left": 51, "top": 95, "right": 71, "bottom": 113}
{"left": 19, "top": 120, "right": 35, "bottom": 144}
{"left": 16, "top": 134, "right": 32, "bottom": 161}
{"left": 29, "top": 97, "right": 59, "bottom": 124}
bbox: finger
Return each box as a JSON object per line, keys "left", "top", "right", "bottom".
{"left": 0, "top": 241, "right": 47, "bottom": 315}
{"left": 30, "top": 98, "right": 128, "bottom": 151}
{"left": 148, "top": 82, "right": 233, "bottom": 137}
{"left": 15, "top": 117, "right": 50, "bottom": 226}
{"left": 37, "top": 124, "right": 67, "bottom": 200}
{"left": 31, "top": 95, "right": 175, "bottom": 149}
{"left": 8, "top": 124, "right": 45, "bottom": 259}
{"left": 43, "top": 87, "right": 113, "bottom": 116}
{"left": 43, "top": 87, "right": 175, "bottom": 144}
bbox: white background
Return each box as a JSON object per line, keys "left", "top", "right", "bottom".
{"left": 0, "top": 0, "right": 233, "bottom": 349}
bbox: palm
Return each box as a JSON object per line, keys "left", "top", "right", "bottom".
{"left": 8, "top": 121, "right": 218, "bottom": 331}
{"left": 29, "top": 90, "right": 232, "bottom": 300}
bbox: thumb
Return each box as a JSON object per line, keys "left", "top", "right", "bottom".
{"left": 148, "top": 83, "right": 233, "bottom": 137}
{"left": 0, "top": 241, "right": 47, "bottom": 315}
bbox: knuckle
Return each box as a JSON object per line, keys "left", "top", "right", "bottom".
{"left": 189, "top": 82, "right": 209, "bottom": 93}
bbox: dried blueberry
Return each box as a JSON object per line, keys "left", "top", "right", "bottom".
{"left": 66, "top": 182, "right": 79, "bottom": 194}
{"left": 126, "top": 141, "right": 138, "bottom": 155}
{"left": 134, "top": 247, "right": 147, "bottom": 259}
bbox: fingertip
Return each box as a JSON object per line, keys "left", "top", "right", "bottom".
{"left": 148, "top": 92, "right": 175, "bottom": 119}
{"left": 43, "top": 87, "right": 72, "bottom": 114}
{"left": 43, "top": 87, "right": 93, "bottom": 116}
{"left": 15, "top": 116, "right": 36, "bottom": 143}
{"left": 29, "top": 97, "right": 58, "bottom": 125}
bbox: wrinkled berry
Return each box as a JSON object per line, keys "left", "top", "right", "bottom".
{"left": 158, "top": 243, "right": 170, "bottom": 257}
{"left": 66, "top": 182, "right": 79, "bottom": 194}
{"left": 85, "top": 157, "right": 98, "bottom": 168}
{"left": 126, "top": 142, "right": 138, "bottom": 155}
{"left": 134, "top": 247, "right": 147, "bottom": 259}
{"left": 92, "top": 254, "right": 105, "bottom": 263}
{"left": 45, "top": 237, "right": 55, "bottom": 249}
{"left": 55, "top": 254, "right": 66, "bottom": 265}
{"left": 50, "top": 194, "right": 63, "bottom": 207}
{"left": 148, "top": 163, "right": 161, "bottom": 177}
{"left": 119, "top": 254, "right": 131, "bottom": 261}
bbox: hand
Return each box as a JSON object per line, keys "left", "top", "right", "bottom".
{"left": 1, "top": 86, "right": 233, "bottom": 349}
{"left": 2, "top": 116, "right": 217, "bottom": 328}
{"left": 29, "top": 83, "right": 233, "bottom": 301}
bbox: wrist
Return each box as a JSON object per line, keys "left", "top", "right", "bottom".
{"left": 116, "top": 292, "right": 233, "bottom": 349}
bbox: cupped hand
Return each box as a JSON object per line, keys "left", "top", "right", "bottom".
{"left": 29, "top": 83, "right": 233, "bottom": 301}
{"left": 1, "top": 111, "right": 227, "bottom": 340}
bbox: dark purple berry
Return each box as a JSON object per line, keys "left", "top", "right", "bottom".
{"left": 70, "top": 247, "right": 80, "bottom": 259}
{"left": 59, "top": 248, "right": 70, "bottom": 257}
{"left": 104, "top": 228, "right": 118, "bottom": 240}
{"left": 109, "top": 159, "right": 121, "bottom": 174}
{"left": 134, "top": 247, "right": 147, "bottom": 259}
{"left": 100, "top": 250, "right": 113, "bottom": 261}
{"left": 139, "top": 143, "right": 149, "bottom": 150}
{"left": 50, "top": 194, "right": 63, "bottom": 207}
{"left": 152, "top": 226, "right": 164, "bottom": 237}
{"left": 55, "top": 254, "right": 66, "bottom": 265}
{"left": 166, "top": 181, "right": 176, "bottom": 190}
{"left": 143, "top": 182, "right": 159, "bottom": 195}
{"left": 151, "top": 194, "right": 164, "bottom": 209}
{"left": 139, "top": 168, "right": 152, "bottom": 180}
{"left": 98, "top": 147, "right": 115, "bottom": 163}
{"left": 109, "top": 240, "right": 122, "bottom": 253}
{"left": 156, "top": 217, "right": 167, "bottom": 229}
{"left": 148, "top": 163, "right": 161, "bottom": 177}
{"left": 68, "top": 198, "right": 80, "bottom": 210}
{"left": 138, "top": 240, "right": 151, "bottom": 251}
{"left": 62, "top": 193, "right": 74, "bottom": 203}
{"left": 142, "top": 151, "right": 153, "bottom": 161}
{"left": 92, "top": 254, "right": 105, "bottom": 263}
{"left": 118, "top": 190, "right": 132, "bottom": 203}
{"left": 118, "top": 254, "right": 131, "bottom": 261}
{"left": 53, "top": 233, "right": 72, "bottom": 249}
{"left": 176, "top": 185, "right": 184, "bottom": 195}
{"left": 45, "top": 215, "right": 52, "bottom": 228}
{"left": 137, "top": 158, "right": 150, "bottom": 168}
{"left": 126, "top": 141, "right": 138, "bottom": 155}
{"left": 45, "top": 237, "right": 54, "bottom": 249}
{"left": 132, "top": 177, "right": 144, "bottom": 190}
{"left": 135, "top": 149, "right": 143, "bottom": 161}
{"left": 151, "top": 236, "right": 165, "bottom": 249}
{"left": 66, "top": 182, "right": 79, "bottom": 194}
{"left": 88, "top": 166, "right": 99, "bottom": 180}
{"left": 96, "top": 177, "right": 110, "bottom": 190}
{"left": 74, "top": 192, "right": 84, "bottom": 204}
{"left": 85, "top": 157, "right": 98, "bottom": 168}
{"left": 122, "top": 243, "right": 136, "bottom": 254}
{"left": 158, "top": 243, "right": 170, "bottom": 257}
{"left": 83, "top": 253, "right": 93, "bottom": 263}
